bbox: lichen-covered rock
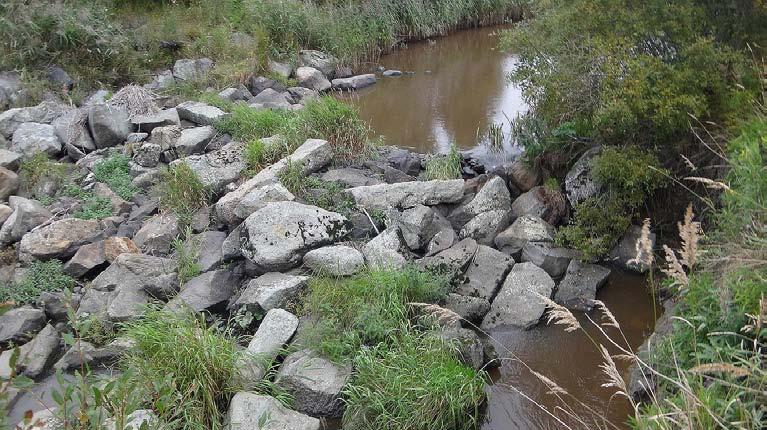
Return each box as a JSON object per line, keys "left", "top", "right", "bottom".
{"left": 303, "top": 245, "right": 364, "bottom": 276}
{"left": 299, "top": 50, "right": 338, "bottom": 78}
{"left": 481, "top": 262, "right": 555, "bottom": 330}
{"left": 346, "top": 179, "right": 464, "bottom": 211}
{"left": 171, "top": 140, "right": 245, "bottom": 193}
{"left": 275, "top": 349, "right": 352, "bottom": 418}
{"left": 18, "top": 218, "right": 104, "bottom": 262}
{"left": 418, "top": 237, "right": 478, "bottom": 275}
{"left": 241, "top": 202, "right": 350, "bottom": 271}
{"left": 232, "top": 182, "right": 295, "bottom": 222}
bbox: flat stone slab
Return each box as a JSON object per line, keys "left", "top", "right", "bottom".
{"left": 346, "top": 179, "right": 464, "bottom": 210}
{"left": 481, "top": 262, "right": 555, "bottom": 330}
{"left": 303, "top": 245, "right": 364, "bottom": 276}
{"left": 226, "top": 393, "right": 320, "bottom": 430}
{"left": 231, "top": 272, "right": 309, "bottom": 314}
{"left": 554, "top": 260, "right": 611, "bottom": 311}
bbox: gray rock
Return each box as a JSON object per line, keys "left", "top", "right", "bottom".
{"left": 382, "top": 70, "right": 402, "bottom": 77}
{"left": 303, "top": 245, "right": 364, "bottom": 276}
{"left": 299, "top": 50, "right": 338, "bottom": 78}
{"left": 232, "top": 182, "right": 295, "bottom": 223}
{"left": 175, "top": 101, "right": 228, "bottom": 126}
{"left": 46, "top": 65, "right": 73, "bottom": 89}
{"left": 172, "top": 58, "right": 213, "bottom": 81}
{"left": 455, "top": 245, "right": 514, "bottom": 301}
{"left": 362, "top": 227, "right": 407, "bottom": 269}
{"left": 321, "top": 167, "right": 382, "bottom": 187}
{"left": 0, "top": 71, "right": 25, "bottom": 109}
{"left": 175, "top": 125, "right": 215, "bottom": 156}
{"left": 226, "top": 393, "right": 320, "bottom": 430}
{"left": 108, "top": 409, "right": 158, "bottom": 430}
{"left": 15, "top": 324, "right": 60, "bottom": 378}
{"left": 443, "top": 293, "right": 490, "bottom": 322}
{"left": 521, "top": 242, "right": 581, "bottom": 279}
{"left": 506, "top": 160, "right": 541, "bottom": 192}
{"left": 10, "top": 122, "right": 62, "bottom": 157}
{"left": 149, "top": 124, "right": 182, "bottom": 151}
{"left": 171, "top": 140, "right": 245, "bottom": 193}
{"left": 0, "top": 101, "right": 67, "bottom": 139}
{"left": 449, "top": 176, "right": 511, "bottom": 227}
{"left": 481, "top": 262, "right": 555, "bottom": 330}
{"left": 90, "top": 252, "right": 177, "bottom": 298}
{"left": 331, "top": 74, "right": 376, "bottom": 91}
{"left": 0, "top": 149, "right": 22, "bottom": 171}
{"left": 131, "top": 108, "right": 180, "bottom": 133}
{"left": 88, "top": 104, "right": 132, "bottom": 149}
{"left": 232, "top": 273, "right": 308, "bottom": 315}
{"left": 218, "top": 85, "right": 253, "bottom": 102}
{"left": 296, "top": 67, "right": 331, "bottom": 92}
{"left": 166, "top": 267, "right": 243, "bottom": 313}
{"left": 418, "top": 237, "right": 478, "bottom": 275}
{"left": 249, "top": 88, "right": 292, "bottom": 110}
{"left": 426, "top": 227, "right": 455, "bottom": 256}
{"left": 196, "top": 230, "right": 226, "bottom": 272}
{"left": 133, "top": 213, "right": 179, "bottom": 255}
{"left": 37, "top": 291, "right": 71, "bottom": 321}
{"left": 387, "top": 205, "right": 436, "bottom": 250}
{"left": 385, "top": 148, "right": 422, "bottom": 176}
{"left": 459, "top": 209, "right": 511, "bottom": 246}
{"left": 0, "top": 204, "right": 12, "bottom": 225}
{"left": 52, "top": 108, "right": 95, "bottom": 153}
{"left": 133, "top": 142, "right": 162, "bottom": 168}
{"left": 54, "top": 337, "right": 132, "bottom": 370}
{"left": 511, "top": 185, "right": 567, "bottom": 226}
{"left": 554, "top": 260, "right": 611, "bottom": 311}
{"left": 346, "top": 179, "right": 464, "bottom": 211}
{"left": 565, "top": 146, "right": 603, "bottom": 207}
{"left": 93, "top": 182, "right": 132, "bottom": 215}
{"left": 244, "top": 309, "right": 299, "bottom": 381}
{"left": 0, "top": 166, "right": 19, "bottom": 200}
{"left": 241, "top": 202, "right": 350, "bottom": 271}
{"left": 268, "top": 60, "right": 293, "bottom": 79}
{"left": 13, "top": 408, "right": 62, "bottom": 430}
{"left": 437, "top": 326, "right": 484, "bottom": 370}
{"left": 248, "top": 76, "right": 287, "bottom": 96}
{"left": 609, "top": 224, "right": 655, "bottom": 272}
{"left": 287, "top": 87, "right": 319, "bottom": 104}
{"left": 222, "top": 223, "right": 244, "bottom": 261}
{"left": 0, "top": 197, "right": 51, "bottom": 246}
{"left": 126, "top": 132, "right": 148, "bottom": 143}
{"left": 145, "top": 70, "right": 175, "bottom": 91}
{"left": 82, "top": 90, "right": 111, "bottom": 107}
{"left": 0, "top": 306, "right": 46, "bottom": 344}
{"left": 494, "top": 215, "right": 555, "bottom": 257}
{"left": 18, "top": 218, "right": 104, "bottom": 262}
{"left": 63, "top": 241, "right": 107, "bottom": 278}
{"left": 276, "top": 349, "right": 351, "bottom": 418}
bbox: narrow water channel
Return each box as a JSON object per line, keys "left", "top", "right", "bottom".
{"left": 343, "top": 27, "right": 660, "bottom": 429}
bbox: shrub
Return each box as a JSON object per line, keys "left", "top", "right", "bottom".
{"left": 343, "top": 330, "right": 486, "bottom": 430}
{"left": 555, "top": 197, "right": 630, "bottom": 261}
{"left": 155, "top": 163, "right": 210, "bottom": 227}
{"left": 2, "top": 260, "right": 75, "bottom": 306}
{"left": 93, "top": 154, "right": 137, "bottom": 201}
{"left": 592, "top": 146, "right": 668, "bottom": 208}
{"left": 424, "top": 145, "right": 462, "bottom": 180}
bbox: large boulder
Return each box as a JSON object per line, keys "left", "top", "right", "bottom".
{"left": 494, "top": 215, "right": 555, "bottom": 258}
{"left": 331, "top": 74, "right": 376, "bottom": 91}
{"left": 520, "top": 242, "right": 581, "bottom": 279}
{"left": 0, "top": 306, "right": 46, "bottom": 344}
{"left": 226, "top": 393, "right": 320, "bottom": 430}
{"left": 249, "top": 88, "right": 292, "bottom": 110}
{"left": 18, "top": 218, "right": 104, "bottom": 262}
{"left": 172, "top": 140, "right": 246, "bottom": 194}
{"left": 166, "top": 267, "right": 243, "bottom": 313}
{"left": 481, "top": 262, "right": 555, "bottom": 330}
{"left": 0, "top": 101, "right": 67, "bottom": 139}
{"left": 362, "top": 226, "right": 407, "bottom": 269}
{"left": 418, "top": 237, "right": 478, "bottom": 275}
{"left": 88, "top": 104, "right": 132, "bottom": 149}
{"left": 175, "top": 101, "right": 228, "bottom": 126}
{"left": 443, "top": 293, "right": 491, "bottom": 322}
{"left": 172, "top": 58, "right": 213, "bottom": 81}
{"left": 244, "top": 309, "right": 299, "bottom": 381}
{"left": 232, "top": 182, "right": 295, "bottom": 222}
{"left": 175, "top": 126, "right": 215, "bottom": 156}
{"left": 296, "top": 67, "right": 331, "bottom": 92}
{"left": 565, "top": 146, "right": 603, "bottom": 207}
{"left": 346, "top": 179, "right": 464, "bottom": 211}
{"left": 241, "top": 201, "right": 350, "bottom": 271}
{"left": 0, "top": 196, "right": 52, "bottom": 246}
{"left": 554, "top": 260, "right": 611, "bottom": 311}
{"left": 248, "top": 76, "right": 287, "bottom": 96}
{"left": 299, "top": 50, "right": 338, "bottom": 78}
{"left": 11, "top": 324, "right": 60, "bottom": 378}
{"left": 511, "top": 185, "right": 567, "bottom": 226}
{"left": 389, "top": 204, "right": 441, "bottom": 250}
{"left": 506, "top": 160, "right": 541, "bottom": 192}
{"left": 609, "top": 224, "right": 655, "bottom": 272}
{"left": 11, "top": 122, "right": 62, "bottom": 157}
{"left": 303, "top": 245, "right": 364, "bottom": 276}
{"left": 455, "top": 245, "right": 514, "bottom": 301}
{"left": 321, "top": 167, "right": 383, "bottom": 187}
{"left": 230, "top": 273, "right": 309, "bottom": 315}
{"left": 275, "top": 349, "right": 352, "bottom": 418}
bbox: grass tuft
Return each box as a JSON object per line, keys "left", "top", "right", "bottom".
{"left": 425, "top": 145, "right": 462, "bottom": 180}
{"left": 155, "top": 163, "right": 210, "bottom": 228}
{"left": 93, "top": 154, "right": 138, "bottom": 201}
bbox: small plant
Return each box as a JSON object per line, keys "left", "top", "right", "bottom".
{"left": 276, "top": 160, "right": 308, "bottom": 196}
{"left": 543, "top": 176, "right": 560, "bottom": 191}
{"left": 93, "top": 154, "right": 137, "bottom": 201}
{"left": 72, "top": 313, "right": 119, "bottom": 347}
{"left": 1, "top": 260, "right": 75, "bottom": 306}
{"left": 173, "top": 228, "right": 202, "bottom": 286}
{"left": 214, "top": 103, "right": 286, "bottom": 142}
{"left": 485, "top": 122, "right": 505, "bottom": 152}
{"left": 592, "top": 146, "right": 668, "bottom": 208}
{"left": 73, "top": 194, "right": 114, "bottom": 220}
{"left": 243, "top": 138, "right": 286, "bottom": 175}
{"left": 155, "top": 163, "right": 210, "bottom": 227}
{"left": 18, "top": 153, "right": 69, "bottom": 200}
{"left": 555, "top": 197, "right": 630, "bottom": 261}
{"left": 424, "top": 145, "right": 462, "bottom": 180}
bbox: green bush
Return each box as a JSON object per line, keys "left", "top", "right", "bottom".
{"left": 555, "top": 197, "right": 630, "bottom": 261}
{"left": 93, "top": 154, "right": 138, "bottom": 201}
{"left": 592, "top": 146, "right": 668, "bottom": 208}
{"left": 424, "top": 145, "right": 462, "bottom": 180}
{"left": 155, "top": 163, "right": 210, "bottom": 227}
{"left": 2, "top": 260, "right": 75, "bottom": 306}
{"left": 343, "top": 330, "right": 485, "bottom": 430}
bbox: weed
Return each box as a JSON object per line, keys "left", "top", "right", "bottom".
{"left": 73, "top": 195, "right": 113, "bottom": 220}
{"left": 214, "top": 103, "right": 286, "bottom": 142}
{"left": 93, "top": 154, "right": 137, "bottom": 201}
{"left": 71, "top": 314, "right": 119, "bottom": 347}
{"left": 296, "top": 96, "right": 374, "bottom": 160}
{"left": 2, "top": 260, "right": 75, "bottom": 306}
{"left": 173, "top": 228, "right": 202, "bottom": 286}
{"left": 555, "top": 197, "right": 631, "bottom": 261}
{"left": 243, "top": 138, "right": 286, "bottom": 175}
{"left": 18, "top": 153, "right": 69, "bottom": 200}
{"left": 155, "top": 163, "right": 210, "bottom": 228}
{"left": 425, "top": 145, "right": 462, "bottom": 180}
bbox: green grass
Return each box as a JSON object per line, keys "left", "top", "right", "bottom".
{"left": 173, "top": 228, "right": 202, "bottom": 286}
{"left": 343, "top": 330, "right": 486, "bottom": 430}
{"left": 93, "top": 154, "right": 138, "bottom": 201}
{"left": 278, "top": 161, "right": 356, "bottom": 215}
{"left": 1, "top": 260, "right": 75, "bottom": 306}
{"left": 18, "top": 153, "right": 69, "bottom": 201}
{"left": 155, "top": 164, "right": 210, "bottom": 228}
{"left": 73, "top": 194, "right": 114, "bottom": 220}
{"left": 555, "top": 197, "right": 630, "bottom": 261}
{"left": 300, "top": 267, "right": 450, "bottom": 362}
{"left": 424, "top": 145, "right": 462, "bottom": 180}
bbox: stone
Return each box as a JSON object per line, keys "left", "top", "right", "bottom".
{"left": 215, "top": 138, "right": 333, "bottom": 225}
{"left": 507, "top": 160, "right": 541, "bottom": 192}
{"left": 287, "top": 87, "right": 319, "bottom": 104}
{"left": 449, "top": 176, "right": 511, "bottom": 227}
{"left": 145, "top": 70, "right": 175, "bottom": 91}
{"left": 276, "top": 349, "right": 352, "bottom": 418}
{"left": 88, "top": 104, "right": 132, "bottom": 149}
{"left": 108, "top": 409, "right": 158, "bottom": 430}
{"left": 244, "top": 309, "right": 299, "bottom": 381}
{"left": 268, "top": 60, "right": 293, "bottom": 79}
{"left": 554, "top": 260, "right": 611, "bottom": 311}
{"left": 0, "top": 101, "right": 67, "bottom": 139}
{"left": 171, "top": 140, "right": 245, "bottom": 193}
{"left": 218, "top": 86, "right": 253, "bottom": 102}
{"left": 222, "top": 224, "right": 244, "bottom": 260}
{"left": 0, "top": 71, "right": 25, "bottom": 109}
{"left": 362, "top": 226, "right": 407, "bottom": 269}
{"left": 133, "top": 142, "right": 161, "bottom": 168}
{"left": 296, "top": 66, "right": 331, "bottom": 92}
{"left": 0, "top": 166, "right": 19, "bottom": 200}
{"left": 520, "top": 242, "right": 581, "bottom": 279}
{"left": 63, "top": 241, "right": 107, "bottom": 278}
{"left": 331, "top": 74, "right": 376, "bottom": 90}
{"left": 609, "top": 224, "right": 656, "bottom": 272}
{"left": 443, "top": 293, "right": 491, "bottom": 322}
{"left": 481, "top": 262, "right": 555, "bottom": 330}
{"left": 10, "top": 122, "right": 62, "bottom": 157}
{"left": 38, "top": 291, "right": 71, "bottom": 321}
{"left": 390, "top": 205, "right": 442, "bottom": 251}
{"left": 131, "top": 108, "right": 180, "bottom": 133}
{"left": 0, "top": 204, "right": 11, "bottom": 225}
{"left": 249, "top": 88, "right": 292, "bottom": 110}
{"left": 54, "top": 338, "right": 132, "bottom": 370}
{"left": 437, "top": 326, "right": 484, "bottom": 370}
{"left": 196, "top": 230, "right": 226, "bottom": 272}
{"left": 299, "top": 50, "right": 338, "bottom": 78}
{"left": 46, "top": 65, "right": 74, "bottom": 89}
{"left": 418, "top": 237, "right": 478, "bottom": 275}
{"left": 175, "top": 125, "right": 215, "bottom": 156}
{"left": 248, "top": 76, "right": 287, "bottom": 96}
{"left": 459, "top": 209, "right": 511, "bottom": 246}
{"left": 0, "top": 149, "right": 22, "bottom": 171}
{"left": 133, "top": 213, "right": 179, "bottom": 255}
{"left": 52, "top": 108, "right": 95, "bottom": 153}
{"left": 232, "top": 182, "right": 295, "bottom": 222}
{"left": 426, "top": 227, "right": 455, "bottom": 256}
{"left": 166, "top": 267, "right": 243, "bottom": 313}
{"left": 385, "top": 148, "right": 422, "bottom": 176}
{"left": 494, "top": 215, "right": 556, "bottom": 257}
{"left": 90, "top": 253, "right": 177, "bottom": 299}
{"left": 82, "top": 90, "right": 111, "bottom": 107}
{"left": 232, "top": 273, "right": 308, "bottom": 314}
{"left": 511, "top": 186, "right": 567, "bottom": 226}
{"left": 0, "top": 306, "right": 46, "bottom": 344}
{"left": 172, "top": 58, "right": 213, "bottom": 81}
{"left": 382, "top": 69, "right": 402, "bottom": 77}
{"left": 0, "top": 196, "right": 52, "bottom": 246}
{"left": 455, "top": 245, "right": 514, "bottom": 301}
{"left": 92, "top": 182, "right": 132, "bottom": 215}
{"left": 321, "top": 167, "right": 382, "bottom": 187}
{"left": 126, "top": 132, "right": 148, "bottom": 143}
{"left": 346, "top": 179, "right": 464, "bottom": 211}
{"left": 18, "top": 218, "right": 103, "bottom": 262}
{"left": 303, "top": 245, "right": 364, "bottom": 276}
{"left": 175, "top": 101, "right": 228, "bottom": 126}
{"left": 15, "top": 324, "right": 60, "bottom": 378}
{"left": 150, "top": 124, "right": 182, "bottom": 150}
{"left": 565, "top": 146, "right": 603, "bottom": 206}
{"left": 226, "top": 393, "right": 320, "bottom": 430}
{"left": 241, "top": 202, "right": 350, "bottom": 271}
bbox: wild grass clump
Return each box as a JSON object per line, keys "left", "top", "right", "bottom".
{"left": 18, "top": 153, "right": 69, "bottom": 202}
{"left": 155, "top": 163, "right": 210, "bottom": 227}
{"left": 243, "top": 138, "right": 287, "bottom": 175}
{"left": 93, "top": 154, "right": 137, "bottom": 201}
{"left": 424, "top": 145, "right": 462, "bottom": 180}
{"left": 1, "top": 260, "right": 75, "bottom": 306}
{"left": 214, "top": 104, "right": 287, "bottom": 142}
{"left": 343, "top": 329, "right": 486, "bottom": 430}
{"left": 293, "top": 96, "right": 374, "bottom": 160}
{"left": 173, "top": 228, "right": 202, "bottom": 285}
{"left": 301, "top": 267, "right": 451, "bottom": 362}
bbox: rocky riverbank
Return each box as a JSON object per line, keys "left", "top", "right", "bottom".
{"left": 0, "top": 51, "right": 655, "bottom": 429}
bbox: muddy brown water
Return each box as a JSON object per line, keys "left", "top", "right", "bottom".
{"left": 339, "top": 26, "right": 526, "bottom": 166}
